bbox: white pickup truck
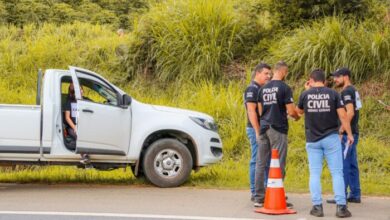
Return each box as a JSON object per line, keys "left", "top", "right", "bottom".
{"left": 0, "top": 66, "right": 223, "bottom": 187}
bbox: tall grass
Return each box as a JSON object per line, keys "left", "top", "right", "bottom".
{"left": 0, "top": 23, "right": 128, "bottom": 104}
{"left": 124, "top": 0, "right": 270, "bottom": 82}
{"left": 268, "top": 17, "right": 390, "bottom": 82}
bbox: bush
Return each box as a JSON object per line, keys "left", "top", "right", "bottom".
{"left": 124, "top": 0, "right": 270, "bottom": 82}
{"left": 267, "top": 0, "right": 378, "bottom": 29}
{"left": 268, "top": 17, "right": 390, "bottom": 82}
{"left": 0, "top": 0, "right": 149, "bottom": 28}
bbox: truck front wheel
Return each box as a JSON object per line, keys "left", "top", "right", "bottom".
{"left": 143, "top": 138, "right": 193, "bottom": 187}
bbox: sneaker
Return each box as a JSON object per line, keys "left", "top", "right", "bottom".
{"left": 347, "top": 198, "right": 361, "bottom": 203}
{"left": 254, "top": 201, "right": 264, "bottom": 208}
{"left": 327, "top": 199, "right": 336, "bottom": 204}
{"left": 336, "top": 205, "right": 352, "bottom": 218}
{"left": 286, "top": 202, "right": 294, "bottom": 208}
{"left": 310, "top": 204, "right": 324, "bottom": 217}
{"left": 80, "top": 154, "right": 90, "bottom": 165}
{"left": 250, "top": 196, "right": 255, "bottom": 202}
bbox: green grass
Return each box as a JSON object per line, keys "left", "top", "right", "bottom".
{"left": 0, "top": 166, "right": 138, "bottom": 185}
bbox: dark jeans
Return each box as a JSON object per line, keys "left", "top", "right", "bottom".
{"left": 246, "top": 127, "right": 270, "bottom": 198}
{"left": 342, "top": 134, "right": 361, "bottom": 199}
{"left": 67, "top": 128, "right": 77, "bottom": 139}
{"left": 65, "top": 128, "right": 77, "bottom": 151}
{"left": 254, "top": 127, "right": 288, "bottom": 202}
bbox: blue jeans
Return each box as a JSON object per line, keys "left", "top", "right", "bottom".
{"left": 246, "top": 127, "right": 269, "bottom": 197}
{"left": 306, "top": 133, "right": 346, "bottom": 205}
{"left": 342, "top": 134, "right": 361, "bottom": 199}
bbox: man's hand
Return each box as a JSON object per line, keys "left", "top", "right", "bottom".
{"left": 256, "top": 134, "right": 261, "bottom": 144}
{"left": 347, "top": 134, "right": 354, "bottom": 146}
{"left": 304, "top": 81, "right": 311, "bottom": 90}
{"left": 286, "top": 103, "right": 300, "bottom": 120}
{"left": 339, "top": 127, "right": 344, "bottom": 140}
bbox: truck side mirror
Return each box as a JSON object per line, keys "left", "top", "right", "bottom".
{"left": 121, "top": 94, "right": 132, "bottom": 108}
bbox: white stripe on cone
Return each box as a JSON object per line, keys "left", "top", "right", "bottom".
{"left": 269, "top": 159, "right": 280, "bottom": 168}
{"left": 267, "top": 178, "right": 284, "bottom": 188}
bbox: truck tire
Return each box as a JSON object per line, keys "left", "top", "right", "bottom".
{"left": 143, "top": 138, "right": 193, "bottom": 188}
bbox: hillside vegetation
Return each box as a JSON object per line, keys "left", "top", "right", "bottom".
{"left": 0, "top": 0, "right": 389, "bottom": 195}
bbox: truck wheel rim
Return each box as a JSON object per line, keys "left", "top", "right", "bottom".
{"left": 154, "top": 149, "right": 182, "bottom": 178}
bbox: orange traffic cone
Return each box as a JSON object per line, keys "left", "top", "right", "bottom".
{"left": 255, "top": 149, "right": 297, "bottom": 215}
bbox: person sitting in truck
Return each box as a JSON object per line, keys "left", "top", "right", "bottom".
{"left": 64, "top": 83, "right": 90, "bottom": 165}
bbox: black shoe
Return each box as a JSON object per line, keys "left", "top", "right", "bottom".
{"left": 310, "top": 204, "right": 324, "bottom": 217}
{"left": 254, "top": 199, "right": 264, "bottom": 208}
{"left": 336, "top": 205, "right": 352, "bottom": 218}
{"left": 286, "top": 201, "right": 294, "bottom": 208}
{"left": 327, "top": 199, "right": 336, "bottom": 204}
{"left": 347, "top": 198, "right": 361, "bottom": 203}
{"left": 250, "top": 196, "right": 255, "bottom": 202}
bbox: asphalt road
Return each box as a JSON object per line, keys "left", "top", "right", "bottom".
{"left": 0, "top": 184, "right": 389, "bottom": 220}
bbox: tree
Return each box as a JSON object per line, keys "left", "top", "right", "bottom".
{"left": 0, "top": 1, "right": 7, "bottom": 24}
{"left": 13, "top": 0, "right": 50, "bottom": 26}
{"left": 49, "top": 3, "right": 78, "bottom": 24}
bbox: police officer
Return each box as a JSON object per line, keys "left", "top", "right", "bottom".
{"left": 244, "top": 63, "right": 271, "bottom": 201}
{"left": 253, "top": 61, "right": 299, "bottom": 207}
{"left": 327, "top": 67, "right": 362, "bottom": 204}
{"left": 296, "top": 69, "right": 353, "bottom": 218}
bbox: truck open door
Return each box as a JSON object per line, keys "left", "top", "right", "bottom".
{"left": 69, "top": 66, "right": 131, "bottom": 156}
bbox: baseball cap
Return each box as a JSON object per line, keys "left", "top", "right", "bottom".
{"left": 331, "top": 67, "right": 351, "bottom": 77}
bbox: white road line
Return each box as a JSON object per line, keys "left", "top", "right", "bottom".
{"left": 0, "top": 211, "right": 266, "bottom": 220}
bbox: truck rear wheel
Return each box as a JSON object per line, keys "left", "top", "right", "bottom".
{"left": 143, "top": 138, "right": 193, "bottom": 187}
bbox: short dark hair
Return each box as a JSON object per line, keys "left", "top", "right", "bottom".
{"left": 251, "top": 62, "right": 271, "bottom": 79}
{"left": 274, "top": 61, "right": 288, "bottom": 71}
{"left": 310, "top": 69, "right": 326, "bottom": 83}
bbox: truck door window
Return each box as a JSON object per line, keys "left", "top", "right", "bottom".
{"left": 79, "top": 78, "right": 118, "bottom": 106}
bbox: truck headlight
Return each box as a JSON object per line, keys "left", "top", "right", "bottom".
{"left": 190, "top": 117, "right": 218, "bottom": 132}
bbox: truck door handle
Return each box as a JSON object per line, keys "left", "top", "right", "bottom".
{"left": 82, "top": 109, "right": 94, "bottom": 113}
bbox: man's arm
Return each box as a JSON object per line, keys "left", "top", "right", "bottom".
{"left": 65, "top": 111, "right": 77, "bottom": 132}
{"left": 345, "top": 103, "right": 355, "bottom": 121}
{"left": 339, "top": 103, "right": 354, "bottom": 134}
{"left": 247, "top": 103, "right": 260, "bottom": 137}
{"left": 284, "top": 85, "right": 300, "bottom": 120}
{"left": 286, "top": 103, "right": 300, "bottom": 120}
{"left": 337, "top": 108, "right": 354, "bottom": 145}
{"left": 296, "top": 106, "right": 304, "bottom": 116}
